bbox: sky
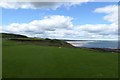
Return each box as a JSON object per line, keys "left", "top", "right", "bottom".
{"left": 0, "top": 1, "right": 118, "bottom": 40}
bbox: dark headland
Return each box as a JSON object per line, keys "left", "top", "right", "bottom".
{"left": 1, "top": 33, "right": 119, "bottom": 52}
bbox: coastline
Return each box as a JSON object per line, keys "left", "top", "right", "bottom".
{"left": 77, "top": 47, "right": 120, "bottom": 53}
{"left": 66, "top": 40, "right": 119, "bottom": 53}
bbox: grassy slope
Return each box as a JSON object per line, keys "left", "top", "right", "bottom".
{"left": 1, "top": 33, "right": 74, "bottom": 48}
{"left": 2, "top": 40, "right": 118, "bottom": 78}
{"left": 9, "top": 38, "right": 74, "bottom": 48}
{"left": 1, "top": 33, "right": 28, "bottom": 38}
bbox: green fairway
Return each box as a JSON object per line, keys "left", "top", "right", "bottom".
{"left": 2, "top": 40, "right": 118, "bottom": 78}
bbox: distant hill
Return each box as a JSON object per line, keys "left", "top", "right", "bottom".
{"left": 9, "top": 38, "right": 74, "bottom": 48}
{"left": 1, "top": 33, "right": 74, "bottom": 48}
{"left": 1, "top": 33, "right": 28, "bottom": 38}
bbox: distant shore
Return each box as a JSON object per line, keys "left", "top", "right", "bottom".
{"left": 77, "top": 47, "right": 120, "bottom": 53}
{"left": 66, "top": 40, "right": 119, "bottom": 52}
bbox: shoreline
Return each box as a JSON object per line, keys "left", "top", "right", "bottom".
{"left": 66, "top": 41, "right": 119, "bottom": 53}
{"left": 76, "top": 47, "right": 120, "bottom": 53}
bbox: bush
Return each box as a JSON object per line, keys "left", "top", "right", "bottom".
{"left": 45, "top": 38, "right": 51, "bottom": 40}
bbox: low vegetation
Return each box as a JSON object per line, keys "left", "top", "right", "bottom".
{"left": 1, "top": 33, "right": 28, "bottom": 38}
{"left": 2, "top": 33, "right": 74, "bottom": 48}
{"left": 2, "top": 33, "right": 118, "bottom": 78}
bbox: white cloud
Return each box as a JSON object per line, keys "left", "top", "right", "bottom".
{"left": 75, "top": 23, "right": 118, "bottom": 40}
{"left": 0, "top": 1, "right": 93, "bottom": 9}
{"left": 94, "top": 5, "right": 118, "bottom": 23}
{"left": 77, "top": 23, "right": 117, "bottom": 35}
{"left": 2, "top": 15, "right": 74, "bottom": 37}
{"left": 0, "top": 2, "right": 60, "bottom": 9}
{"left": 1, "top": 4, "right": 118, "bottom": 40}
{"left": 29, "top": 15, "right": 73, "bottom": 29}
{"left": 92, "top": 5, "right": 118, "bottom": 40}
{"left": 0, "top": 26, "right": 2, "bottom": 33}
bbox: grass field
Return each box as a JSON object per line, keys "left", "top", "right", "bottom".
{"left": 2, "top": 39, "right": 118, "bottom": 78}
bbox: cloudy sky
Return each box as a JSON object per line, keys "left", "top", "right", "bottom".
{"left": 0, "top": 1, "right": 118, "bottom": 40}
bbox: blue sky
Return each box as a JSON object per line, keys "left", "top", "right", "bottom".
{"left": 2, "top": 2, "right": 117, "bottom": 25}
{"left": 0, "top": 2, "right": 118, "bottom": 40}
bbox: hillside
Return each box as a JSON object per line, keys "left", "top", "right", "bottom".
{"left": 2, "top": 33, "right": 118, "bottom": 78}
{"left": 2, "top": 33, "right": 74, "bottom": 48}
{"left": 2, "top": 38, "right": 118, "bottom": 78}
{"left": 1, "top": 33, "right": 28, "bottom": 38}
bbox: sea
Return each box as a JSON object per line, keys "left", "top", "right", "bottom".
{"left": 66, "top": 40, "right": 119, "bottom": 49}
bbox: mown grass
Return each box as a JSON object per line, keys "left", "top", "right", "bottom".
{"left": 2, "top": 40, "right": 118, "bottom": 78}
